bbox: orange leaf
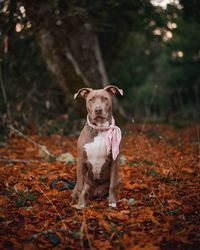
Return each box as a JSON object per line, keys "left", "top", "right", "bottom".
{"left": 18, "top": 207, "right": 31, "bottom": 216}
{"left": 107, "top": 210, "right": 130, "bottom": 221}
{"left": 125, "top": 182, "right": 148, "bottom": 190}
{"left": 182, "top": 167, "right": 194, "bottom": 174}
{"left": 127, "top": 207, "right": 160, "bottom": 225}
{"left": 98, "top": 219, "right": 112, "bottom": 233}
{"left": 128, "top": 243, "right": 160, "bottom": 250}
{"left": 167, "top": 199, "right": 182, "bottom": 206}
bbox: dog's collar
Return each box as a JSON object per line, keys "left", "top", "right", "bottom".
{"left": 86, "top": 115, "right": 121, "bottom": 160}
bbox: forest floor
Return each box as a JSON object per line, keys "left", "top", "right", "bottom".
{"left": 0, "top": 123, "right": 199, "bottom": 250}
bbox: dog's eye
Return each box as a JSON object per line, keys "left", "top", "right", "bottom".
{"left": 101, "top": 96, "right": 108, "bottom": 101}
{"left": 88, "top": 98, "right": 93, "bottom": 102}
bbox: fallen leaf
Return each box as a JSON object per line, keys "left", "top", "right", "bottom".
{"left": 18, "top": 207, "right": 31, "bottom": 216}
{"left": 99, "top": 219, "right": 112, "bottom": 233}
{"left": 167, "top": 199, "right": 182, "bottom": 206}
{"left": 127, "top": 207, "right": 160, "bottom": 225}
{"left": 181, "top": 167, "right": 194, "bottom": 174}
{"left": 107, "top": 210, "right": 130, "bottom": 221}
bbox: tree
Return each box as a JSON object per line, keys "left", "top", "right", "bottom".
{"left": 1, "top": 0, "right": 157, "bottom": 124}
{"left": 20, "top": 0, "right": 109, "bottom": 98}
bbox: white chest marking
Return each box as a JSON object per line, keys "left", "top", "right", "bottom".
{"left": 84, "top": 131, "right": 108, "bottom": 179}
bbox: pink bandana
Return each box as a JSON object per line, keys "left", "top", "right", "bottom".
{"left": 86, "top": 116, "right": 121, "bottom": 160}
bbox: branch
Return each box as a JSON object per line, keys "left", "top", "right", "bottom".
{"left": 65, "top": 50, "right": 91, "bottom": 87}
{"left": 80, "top": 209, "right": 93, "bottom": 250}
{"left": 0, "top": 158, "right": 46, "bottom": 164}
{"left": 0, "top": 36, "right": 12, "bottom": 125}
{"left": 8, "top": 125, "right": 55, "bottom": 159}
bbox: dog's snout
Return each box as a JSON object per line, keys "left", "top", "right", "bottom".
{"left": 95, "top": 107, "right": 102, "bottom": 114}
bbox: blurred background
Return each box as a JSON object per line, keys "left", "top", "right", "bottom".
{"left": 0, "top": 0, "right": 200, "bottom": 135}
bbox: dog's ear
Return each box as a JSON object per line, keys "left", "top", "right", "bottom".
{"left": 74, "top": 88, "right": 92, "bottom": 99}
{"left": 104, "top": 85, "right": 123, "bottom": 96}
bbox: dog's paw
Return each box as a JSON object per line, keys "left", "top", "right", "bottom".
{"left": 109, "top": 202, "right": 117, "bottom": 208}
{"left": 71, "top": 204, "right": 86, "bottom": 209}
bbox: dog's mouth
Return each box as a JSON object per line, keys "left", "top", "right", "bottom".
{"left": 95, "top": 115, "right": 105, "bottom": 119}
{"left": 93, "top": 116, "right": 108, "bottom": 124}
{"left": 90, "top": 115, "right": 108, "bottom": 126}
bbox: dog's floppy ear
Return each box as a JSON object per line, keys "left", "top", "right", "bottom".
{"left": 74, "top": 88, "right": 92, "bottom": 99}
{"left": 104, "top": 85, "right": 123, "bottom": 96}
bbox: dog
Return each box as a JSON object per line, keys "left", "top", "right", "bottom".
{"left": 72, "top": 85, "right": 123, "bottom": 208}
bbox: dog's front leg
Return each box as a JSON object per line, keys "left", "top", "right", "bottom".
{"left": 78, "top": 182, "right": 90, "bottom": 207}
{"left": 71, "top": 153, "right": 84, "bottom": 200}
{"left": 108, "top": 157, "right": 120, "bottom": 207}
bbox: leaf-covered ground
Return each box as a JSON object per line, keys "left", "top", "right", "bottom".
{"left": 0, "top": 124, "right": 199, "bottom": 250}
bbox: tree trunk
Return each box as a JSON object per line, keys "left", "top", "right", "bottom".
{"left": 22, "top": 1, "right": 108, "bottom": 99}
{"left": 20, "top": 1, "right": 128, "bottom": 121}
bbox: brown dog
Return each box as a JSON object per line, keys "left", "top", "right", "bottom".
{"left": 72, "top": 85, "right": 123, "bottom": 208}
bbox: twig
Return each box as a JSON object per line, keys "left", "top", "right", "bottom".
{"left": 9, "top": 124, "right": 40, "bottom": 146}
{"left": 80, "top": 209, "right": 93, "bottom": 250}
{"left": 0, "top": 36, "right": 12, "bottom": 125}
{"left": 38, "top": 186, "right": 62, "bottom": 221}
{"left": 80, "top": 213, "right": 85, "bottom": 249}
{"left": 181, "top": 192, "right": 200, "bottom": 200}
{"left": 173, "top": 156, "right": 183, "bottom": 196}
{"left": 141, "top": 84, "right": 158, "bottom": 131}
{"left": 37, "top": 185, "right": 67, "bottom": 230}
{"left": 0, "top": 159, "right": 46, "bottom": 164}
{"left": 8, "top": 125, "right": 55, "bottom": 159}
{"left": 198, "top": 130, "right": 200, "bottom": 164}
{"left": 150, "top": 190, "right": 169, "bottom": 216}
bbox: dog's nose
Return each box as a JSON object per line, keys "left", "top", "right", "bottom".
{"left": 95, "top": 107, "right": 102, "bottom": 115}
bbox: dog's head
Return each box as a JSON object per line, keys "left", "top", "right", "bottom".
{"left": 74, "top": 85, "right": 123, "bottom": 125}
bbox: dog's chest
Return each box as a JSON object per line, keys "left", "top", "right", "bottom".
{"left": 84, "top": 131, "right": 108, "bottom": 179}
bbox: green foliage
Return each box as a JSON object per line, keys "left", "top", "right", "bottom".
{"left": 15, "top": 191, "right": 36, "bottom": 207}
{"left": 168, "top": 208, "right": 179, "bottom": 216}
{"left": 0, "top": 0, "right": 199, "bottom": 128}
{"left": 143, "top": 160, "right": 154, "bottom": 166}
{"left": 69, "top": 230, "right": 80, "bottom": 240}
{"left": 39, "top": 176, "right": 47, "bottom": 183}
{"left": 145, "top": 169, "right": 159, "bottom": 177}
{"left": 109, "top": 6, "right": 200, "bottom": 120}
